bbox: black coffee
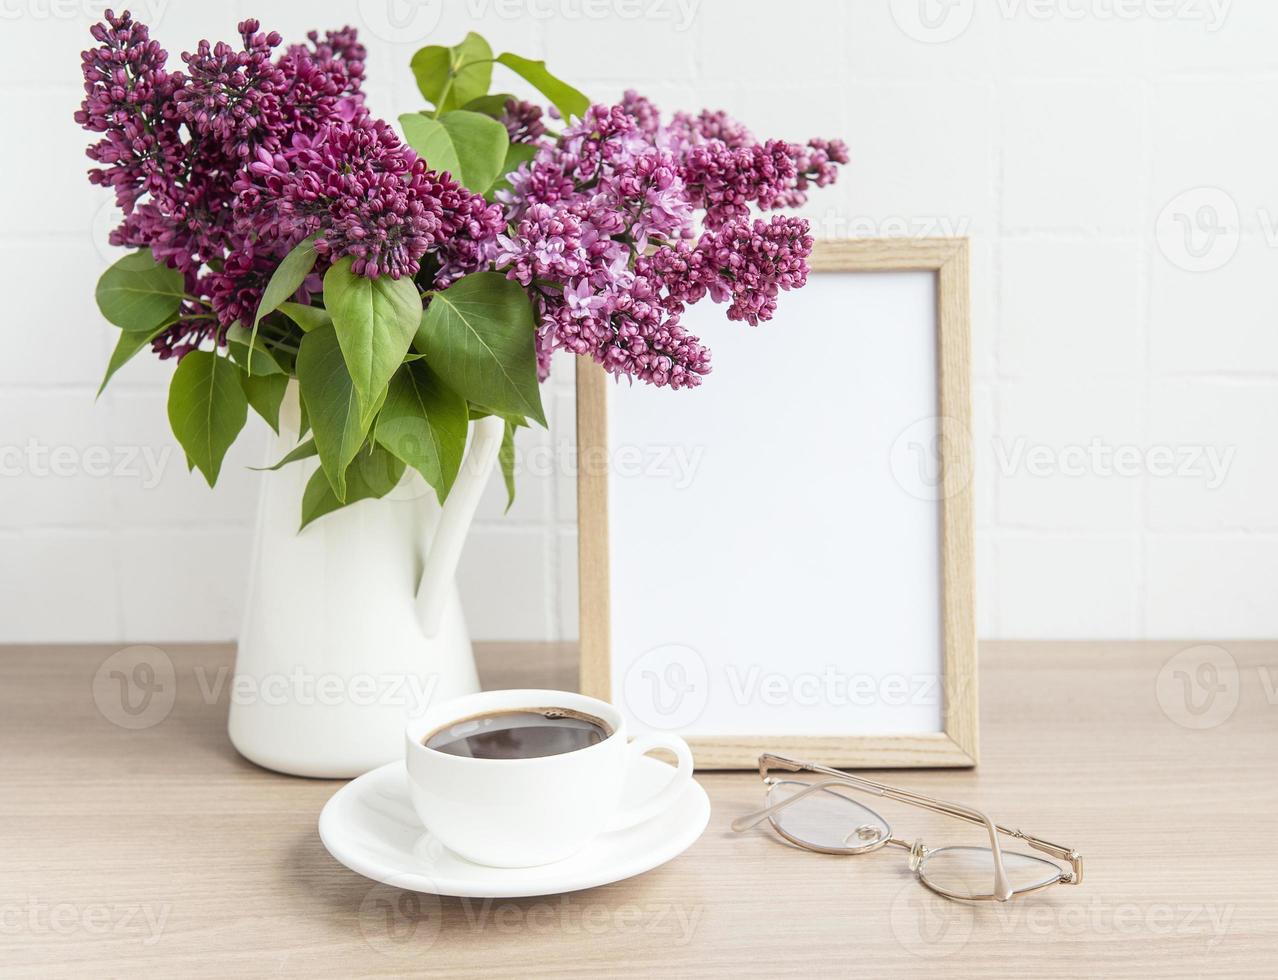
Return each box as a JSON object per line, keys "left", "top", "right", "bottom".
{"left": 424, "top": 708, "right": 612, "bottom": 760}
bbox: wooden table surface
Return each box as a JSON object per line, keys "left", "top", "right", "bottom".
{"left": 2, "top": 640, "right": 1275, "bottom": 978}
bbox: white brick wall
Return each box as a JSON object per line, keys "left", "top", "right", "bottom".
{"left": 1, "top": 0, "right": 1274, "bottom": 642}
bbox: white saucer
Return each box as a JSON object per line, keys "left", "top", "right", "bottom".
{"left": 318, "top": 756, "right": 711, "bottom": 898}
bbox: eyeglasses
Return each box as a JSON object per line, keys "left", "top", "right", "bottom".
{"left": 731, "top": 753, "right": 1083, "bottom": 902}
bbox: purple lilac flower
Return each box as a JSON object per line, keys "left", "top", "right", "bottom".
{"left": 78, "top": 13, "right": 504, "bottom": 358}
{"left": 78, "top": 12, "right": 378, "bottom": 353}
{"left": 500, "top": 98, "right": 546, "bottom": 144}
{"left": 79, "top": 15, "right": 844, "bottom": 385}
{"left": 75, "top": 10, "right": 185, "bottom": 215}
{"left": 432, "top": 181, "right": 506, "bottom": 287}
{"left": 241, "top": 117, "right": 422, "bottom": 279}
{"left": 172, "top": 20, "right": 287, "bottom": 160}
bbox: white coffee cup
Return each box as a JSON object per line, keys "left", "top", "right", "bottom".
{"left": 405, "top": 689, "right": 694, "bottom": 868}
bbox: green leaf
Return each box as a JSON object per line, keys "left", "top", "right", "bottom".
{"left": 487, "top": 141, "right": 537, "bottom": 198}
{"left": 323, "top": 257, "right": 421, "bottom": 421}
{"left": 95, "top": 250, "right": 183, "bottom": 331}
{"left": 225, "top": 323, "right": 285, "bottom": 376}
{"left": 296, "top": 323, "right": 384, "bottom": 501}
{"left": 253, "top": 437, "right": 317, "bottom": 472}
{"left": 167, "top": 351, "right": 248, "bottom": 487}
{"left": 414, "top": 272, "right": 545, "bottom": 425}
{"left": 240, "top": 370, "right": 289, "bottom": 434}
{"left": 277, "top": 301, "right": 331, "bottom": 334}
{"left": 462, "top": 92, "right": 515, "bottom": 118}
{"left": 499, "top": 419, "right": 517, "bottom": 512}
{"left": 375, "top": 361, "right": 468, "bottom": 504}
{"left": 495, "top": 52, "right": 589, "bottom": 121}
{"left": 300, "top": 443, "right": 406, "bottom": 530}
{"left": 399, "top": 110, "right": 509, "bottom": 194}
{"left": 410, "top": 46, "right": 450, "bottom": 105}
{"left": 98, "top": 321, "right": 170, "bottom": 396}
{"left": 248, "top": 235, "right": 317, "bottom": 371}
{"left": 412, "top": 33, "right": 493, "bottom": 113}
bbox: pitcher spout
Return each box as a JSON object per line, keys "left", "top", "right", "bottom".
{"left": 414, "top": 414, "right": 506, "bottom": 637}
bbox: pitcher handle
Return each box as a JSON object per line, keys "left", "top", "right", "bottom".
{"left": 414, "top": 415, "right": 506, "bottom": 637}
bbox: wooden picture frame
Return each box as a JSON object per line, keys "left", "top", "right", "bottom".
{"left": 576, "top": 238, "right": 976, "bottom": 769}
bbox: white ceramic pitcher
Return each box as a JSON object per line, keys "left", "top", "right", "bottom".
{"left": 229, "top": 385, "right": 504, "bottom": 778}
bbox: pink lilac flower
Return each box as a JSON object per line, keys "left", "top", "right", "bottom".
{"left": 495, "top": 93, "right": 844, "bottom": 387}
{"left": 619, "top": 89, "right": 661, "bottom": 137}
{"left": 666, "top": 105, "right": 755, "bottom": 150}
{"left": 679, "top": 139, "right": 799, "bottom": 230}
{"left": 693, "top": 214, "right": 813, "bottom": 325}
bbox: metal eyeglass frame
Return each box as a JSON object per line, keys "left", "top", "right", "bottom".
{"left": 731, "top": 753, "right": 1083, "bottom": 902}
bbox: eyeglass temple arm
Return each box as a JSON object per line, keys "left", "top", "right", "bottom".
{"left": 755, "top": 755, "right": 1083, "bottom": 892}
{"left": 735, "top": 770, "right": 1011, "bottom": 900}
{"left": 756, "top": 753, "right": 1078, "bottom": 861}
{"left": 731, "top": 778, "right": 871, "bottom": 833}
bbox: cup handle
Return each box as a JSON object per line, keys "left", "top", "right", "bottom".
{"left": 603, "top": 733, "right": 695, "bottom": 833}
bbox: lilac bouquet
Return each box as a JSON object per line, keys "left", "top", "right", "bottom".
{"left": 79, "top": 12, "right": 846, "bottom": 526}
